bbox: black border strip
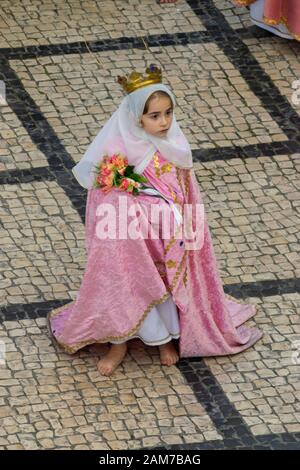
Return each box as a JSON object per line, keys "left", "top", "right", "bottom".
{"left": 1, "top": 277, "right": 299, "bottom": 322}
{"left": 0, "top": 21, "right": 285, "bottom": 62}
{"left": 148, "top": 430, "right": 300, "bottom": 450}
{"left": 0, "top": 32, "right": 212, "bottom": 61}
{"left": 0, "top": 166, "right": 55, "bottom": 185}
{"left": 192, "top": 141, "right": 299, "bottom": 162}
{"left": 0, "top": 58, "right": 86, "bottom": 221}
{"left": 1, "top": 140, "right": 296, "bottom": 188}
{"left": 186, "top": 0, "right": 300, "bottom": 141}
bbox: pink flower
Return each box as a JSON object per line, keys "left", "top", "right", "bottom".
{"left": 110, "top": 155, "right": 117, "bottom": 164}
{"left": 102, "top": 167, "right": 113, "bottom": 177}
{"left": 119, "top": 178, "right": 130, "bottom": 190}
{"left": 96, "top": 174, "right": 103, "bottom": 185}
{"left": 95, "top": 153, "right": 146, "bottom": 196}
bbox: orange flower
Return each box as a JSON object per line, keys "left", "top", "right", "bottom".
{"left": 104, "top": 173, "right": 114, "bottom": 187}
{"left": 96, "top": 174, "right": 103, "bottom": 185}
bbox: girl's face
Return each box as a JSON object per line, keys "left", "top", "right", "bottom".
{"left": 140, "top": 94, "right": 173, "bottom": 138}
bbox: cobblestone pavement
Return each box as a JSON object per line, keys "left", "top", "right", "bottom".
{"left": 0, "top": 0, "right": 300, "bottom": 451}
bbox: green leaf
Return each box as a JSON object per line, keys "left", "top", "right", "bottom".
{"left": 113, "top": 173, "right": 118, "bottom": 186}
{"left": 124, "top": 166, "right": 135, "bottom": 177}
{"left": 129, "top": 174, "right": 139, "bottom": 182}
{"left": 133, "top": 174, "right": 148, "bottom": 183}
{"left": 115, "top": 173, "right": 122, "bottom": 184}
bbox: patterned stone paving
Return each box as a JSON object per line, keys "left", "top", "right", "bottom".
{"left": 243, "top": 37, "right": 300, "bottom": 116}
{"left": 0, "top": 107, "right": 48, "bottom": 171}
{"left": 0, "top": 0, "right": 205, "bottom": 49}
{"left": 6, "top": 43, "right": 286, "bottom": 171}
{"left": 0, "top": 181, "right": 85, "bottom": 306}
{"left": 194, "top": 153, "right": 300, "bottom": 284}
{"left": 212, "top": 0, "right": 253, "bottom": 30}
{"left": 204, "top": 293, "right": 300, "bottom": 436}
{"left": 0, "top": 0, "right": 300, "bottom": 451}
{"left": 0, "top": 325, "right": 222, "bottom": 450}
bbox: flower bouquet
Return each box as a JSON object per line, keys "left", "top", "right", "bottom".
{"left": 93, "top": 153, "right": 149, "bottom": 196}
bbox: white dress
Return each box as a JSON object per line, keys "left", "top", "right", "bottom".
{"left": 110, "top": 295, "right": 180, "bottom": 346}
{"left": 110, "top": 183, "right": 181, "bottom": 347}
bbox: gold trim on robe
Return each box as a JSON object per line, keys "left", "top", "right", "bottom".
{"left": 263, "top": 15, "right": 300, "bottom": 41}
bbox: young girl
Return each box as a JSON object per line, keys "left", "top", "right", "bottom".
{"left": 47, "top": 65, "right": 262, "bottom": 376}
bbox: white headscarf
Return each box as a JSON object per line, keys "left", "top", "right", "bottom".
{"left": 72, "top": 83, "right": 193, "bottom": 189}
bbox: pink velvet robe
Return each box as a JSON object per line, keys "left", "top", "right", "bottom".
{"left": 234, "top": 0, "right": 300, "bottom": 40}
{"left": 48, "top": 150, "right": 262, "bottom": 357}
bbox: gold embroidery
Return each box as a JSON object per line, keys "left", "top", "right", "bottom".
{"left": 161, "top": 163, "right": 173, "bottom": 173}
{"left": 166, "top": 260, "right": 177, "bottom": 269}
{"left": 183, "top": 268, "right": 187, "bottom": 287}
{"left": 167, "top": 184, "right": 178, "bottom": 203}
{"left": 164, "top": 225, "right": 182, "bottom": 255}
{"left": 47, "top": 157, "right": 191, "bottom": 354}
{"left": 48, "top": 251, "right": 188, "bottom": 354}
{"left": 184, "top": 170, "right": 190, "bottom": 200}
{"left": 153, "top": 152, "right": 161, "bottom": 178}
{"left": 154, "top": 261, "right": 167, "bottom": 278}
{"left": 233, "top": 0, "right": 255, "bottom": 5}
{"left": 263, "top": 15, "right": 300, "bottom": 41}
{"left": 48, "top": 291, "right": 171, "bottom": 354}
{"left": 176, "top": 167, "right": 185, "bottom": 199}
{"left": 169, "top": 252, "right": 187, "bottom": 293}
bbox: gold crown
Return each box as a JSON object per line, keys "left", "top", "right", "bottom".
{"left": 117, "top": 64, "right": 162, "bottom": 94}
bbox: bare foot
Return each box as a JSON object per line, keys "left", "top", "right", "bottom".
{"left": 159, "top": 341, "right": 179, "bottom": 366}
{"left": 97, "top": 343, "right": 127, "bottom": 376}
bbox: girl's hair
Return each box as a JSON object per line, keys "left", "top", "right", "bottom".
{"left": 143, "top": 91, "right": 173, "bottom": 114}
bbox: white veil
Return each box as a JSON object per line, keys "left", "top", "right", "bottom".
{"left": 72, "top": 83, "right": 193, "bottom": 189}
